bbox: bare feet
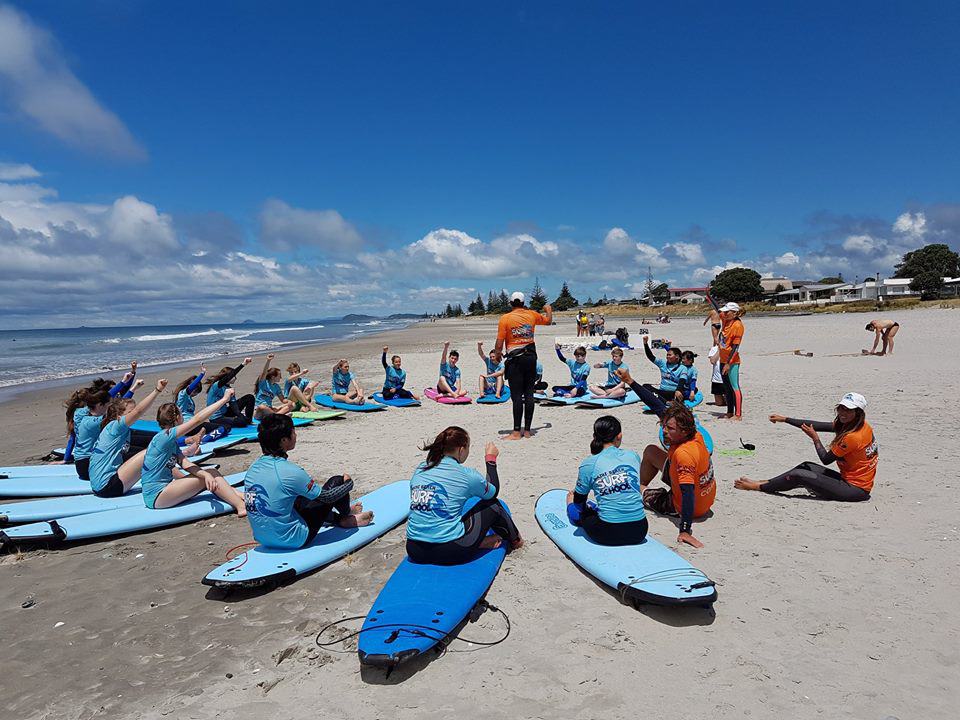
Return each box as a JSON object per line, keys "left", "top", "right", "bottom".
{"left": 522, "top": 430, "right": 534, "bottom": 439}
{"left": 510, "top": 537, "right": 524, "bottom": 551}
{"left": 734, "top": 477, "right": 763, "bottom": 491}
{"left": 478, "top": 535, "right": 503, "bottom": 550}
{"left": 504, "top": 431, "right": 523, "bottom": 441}
{"left": 339, "top": 510, "right": 374, "bottom": 528}
{"left": 235, "top": 505, "right": 248, "bottom": 518}
{"left": 350, "top": 502, "right": 364, "bottom": 515}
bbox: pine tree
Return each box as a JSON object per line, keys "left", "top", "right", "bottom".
{"left": 643, "top": 265, "right": 656, "bottom": 304}
{"left": 529, "top": 276, "right": 548, "bottom": 311}
{"left": 454, "top": 303, "right": 464, "bottom": 316}
{"left": 497, "top": 290, "right": 510, "bottom": 313}
{"left": 487, "top": 290, "right": 496, "bottom": 312}
{"left": 475, "top": 293, "right": 485, "bottom": 314}
{"left": 553, "top": 282, "right": 579, "bottom": 311}
{"left": 444, "top": 303, "right": 453, "bottom": 318}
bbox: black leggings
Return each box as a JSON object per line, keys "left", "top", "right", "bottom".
{"left": 406, "top": 498, "right": 520, "bottom": 565}
{"left": 505, "top": 350, "right": 538, "bottom": 432}
{"left": 382, "top": 387, "right": 414, "bottom": 400}
{"left": 580, "top": 507, "right": 648, "bottom": 546}
{"left": 74, "top": 457, "right": 91, "bottom": 481}
{"left": 761, "top": 462, "right": 870, "bottom": 502}
{"left": 293, "top": 476, "right": 353, "bottom": 545}
{"left": 214, "top": 395, "right": 255, "bottom": 428}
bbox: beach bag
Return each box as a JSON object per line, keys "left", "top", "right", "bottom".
{"left": 615, "top": 327, "right": 629, "bottom": 345}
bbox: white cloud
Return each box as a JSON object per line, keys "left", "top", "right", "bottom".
{"left": 892, "top": 211, "right": 926, "bottom": 239}
{"left": 602, "top": 227, "right": 670, "bottom": 269}
{"left": 0, "top": 162, "right": 40, "bottom": 180}
{"left": 663, "top": 241, "right": 706, "bottom": 265}
{"left": 0, "top": 5, "right": 145, "bottom": 159}
{"left": 692, "top": 261, "right": 749, "bottom": 282}
{"left": 775, "top": 251, "right": 800, "bottom": 265}
{"left": 258, "top": 199, "right": 363, "bottom": 255}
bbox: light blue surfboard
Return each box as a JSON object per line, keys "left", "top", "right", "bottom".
{"left": 315, "top": 394, "right": 387, "bottom": 412}
{"left": 357, "top": 499, "right": 511, "bottom": 668}
{"left": 203, "top": 480, "right": 410, "bottom": 589}
{"left": 476, "top": 387, "right": 510, "bottom": 404}
{"left": 131, "top": 417, "right": 314, "bottom": 441}
{"left": 372, "top": 393, "right": 421, "bottom": 408}
{"left": 535, "top": 392, "right": 593, "bottom": 406}
{"left": 0, "top": 472, "right": 246, "bottom": 544}
{"left": 535, "top": 489, "right": 716, "bottom": 606}
{"left": 574, "top": 391, "right": 641, "bottom": 409}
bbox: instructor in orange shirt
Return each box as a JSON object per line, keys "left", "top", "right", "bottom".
{"left": 494, "top": 292, "right": 552, "bottom": 440}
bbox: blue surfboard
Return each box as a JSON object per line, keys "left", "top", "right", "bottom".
{"left": 315, "top": 394, "right": 387, "bottom": 412}
{"left": 203, "top": 480, "right": 410, "bottom": 589}
{"left": 0, "top": 473, "right": 246, "bottom": 545}
{"left": 535, "top": 489, "right": 716, "bottom": 606}
{"left": 131, "top": 417, "right": 313, "bottom": 441}
{"left": 476, "top": 387, "right": 510, "bottom": 404}
{"left": 357, "top": 499, "right": 511, "bottom": 668}
{"left": 372, "top": 393, "right": 421, "bottom": 408}
{"left": 659, "top": 423, "right": 714, "bottom": 455}
{"left": 574, "top": 391, "right": 642, "bottom": 409}
{"left": 535, "top": 392, "right": 593, "bottom": 406}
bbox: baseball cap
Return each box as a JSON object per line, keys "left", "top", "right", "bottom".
{"left": 719, "top": 302, "right": 741, "bottom": 313}
{"left": 510, "top": 291, "right": 525, "bottom": 303}
{"left": 838, "top": 392, "right": 867, "bottom": 410}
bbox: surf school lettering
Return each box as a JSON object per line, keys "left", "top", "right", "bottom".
{"left": 543, "top": 512, "right": 567, "bottom": 531}
{"left": 595, "top": 465, "right": 640, "bottom": 496}
{"left": 510, "top": 324, "right": 534, "bottom": 341}
{"left": 698, "top": 463, "right": 715, "bottom": 496}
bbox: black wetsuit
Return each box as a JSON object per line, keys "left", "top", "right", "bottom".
{"left": 504, "top": 346, "right": 538, "bottom": 433}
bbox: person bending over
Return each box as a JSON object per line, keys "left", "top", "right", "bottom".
{"left": 863, "top": 319, "right": 899, "bottom": 356}
{"left": 735, "top": 393, "right": 877, "bottom": 502}
{"left": 406, "top": 426, "right": 522, "bottom": 565}
{"left": 552, "top": 344, "right": 590, "bottom": 398}
{"left": 436, "top": 342, "right": 467, "bottom": 398}
{"left": 205, "top": 357, "right": 256, "bottom": 427}
{"left": 589, "top": 347, "right": 629, "bottom": 400}
{"left": 381, "top": 346, "right": 419, "bottom": 401}
{"left": 244, "top": 413, "right": 373, "bottom": 550}
{"left": 332, "top": 359, "right": 366, "bottom": 405}
{"left": 566, "top": 415, "right": 648, "bottom": 546}
{"left": 477, "top": 341, "right": 506, "bottom": 398}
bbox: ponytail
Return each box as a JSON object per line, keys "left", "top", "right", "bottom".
{"left": 420, "top": 426, "right": 470, "bottom": 470}
{"left": 590, "top": 415, "right": 621, "bottom": 454}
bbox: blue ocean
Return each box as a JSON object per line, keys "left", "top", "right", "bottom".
{"left": 0, "top": 317, "right": 415, "bottom": 395}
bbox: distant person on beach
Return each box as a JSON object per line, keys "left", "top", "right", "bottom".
{"left": 588, "top": 313, "right": 597, "bottom": 336}
{"left": 436, "top": 342, "right": 467, "bottom": 398}
{"left": 205, "top": 358, "right": 256, "bottom": 427}
{"left": 494, "top": 291, "right": 552, "bottom": 439}
{"left": 577, "top": 311, "right": 589, "bottom": 337}
{"left": 735, "top": 393, "right": 877, "bottom": 501}
{"left": 332, "top": 359, "right": 367, "bottom": 405}
{"left": 139, "top": 390, "right": 247, "bottom": 513}
{"left": 588, "top": 347, "right": 629, "bottom": 400}
{"left": 704, "top": 306, "right": 721, "bottom": 345}
{"left": 863, "top": 319, "right": 900, "bottom": 356}
{"left": 565, "top": 415, "right": 648, "bottom": 545}
{"left": 253, "top": 354, "right": 295, "bottom": 419}
{"left": 406, "top": 426, "right": 522, "bottom": 564}
{"left": 477, "top": 341, "right": 506, "bottom": 398}
{"left": 381, "top": 346, "right": 419, "bottom": 401}
{"left": 552, "top": 343, "right": 590, "bottom": 398}
{"left": 284, "top": 362, "right": 321, "bottom": 411}
{"left": 596, "top": 314, "right": 605, "bottom": 335}
{"left": 244, "top": 413, "right": 373, "bottom": 550}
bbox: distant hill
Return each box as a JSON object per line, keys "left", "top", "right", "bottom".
{"left": 341, "top": 314, "right": 377, "bottom": 322}
{"left": 387, "top": 313, "right": 425, "bottom": 319}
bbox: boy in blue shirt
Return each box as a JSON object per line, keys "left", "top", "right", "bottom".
{"left": 589, "top": 347, "right": 630, "bottom": 400}
{"left": 437, "top": 341, "right": 467, "bottom": 398}
{"left": 244, "top": 413, "right": 374, "bottom": 549}
{"left": 551, "top": 344, "right": 590, "bottom": 398}
{"left": 381, "top": 346, "right": 419, "bottom": 400}
{"left": 641, "top": 335, "right": 690, "bottom": 402}
{"left": 476, "top": 341, "right": 506, "bottom": 398}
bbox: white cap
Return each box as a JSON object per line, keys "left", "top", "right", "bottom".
{"left": 510, "top": 291, "right": 525, "bottom": 303}
{"left": 838, "top": 392, "right": 867, "bottom": 410}
{"left": 719, "top": 302, "right": 741, "bottom": 313}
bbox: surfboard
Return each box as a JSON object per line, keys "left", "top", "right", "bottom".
{"left": 357, "top": 499, "right": 510, "bottom": 668}
{"left": 0, "top": 472, "right": 247, "bottom": 545}
{"left": 535, "top": 489, "right": 717, "bottom": 606}
{"left": 658, "top": 424, "right": 715, "bottom": 455}
{"left": 46, "top": 434, "right": 246, "bottom": 464}
{"left": 0, "top": 453, "right": 215, "bottom": 498}
{"left": 202, "top": 480, "right": 410, "bottom": 589}
{"left": 0, "top": 470, "right": 237, "bottom": 525}
{"left": 535, "top": 392, "right": 593, "bottom": 406}
{"left": 423, "top": 388, "right": 472, "bottom": 404}
{"left": 574, "top": 391, "right": 641, "bottom": 409}
{"left": 290, "top": 409, "right": 348, "bottom": 420}
{"left": 315, "top": 394, "right": 387, "bottom": 412}
{"left": 476, "top": 387, "right": 510, "bottom": 404}
{"left": 131, "top": 417, "right": 314, "bottom": 441}
{"left": 372, "top": 393, "right": 421, "bottom": 408}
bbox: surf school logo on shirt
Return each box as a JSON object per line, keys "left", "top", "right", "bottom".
{"left": 510, "top": 324, "right": 534, "bottom": 341}
{"left": 595, "top": 464, "right": 640, "bottom": 496}
{"left": 698, "top": 463, "right": 715, "bottom": 495}
{"left": 410, "top": 482, "right": 457, "bottom": 519}
{"left": 244, "top": 482, "right": 284, "bottom": 517}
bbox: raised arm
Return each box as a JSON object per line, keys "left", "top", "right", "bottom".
{"left": 122, "top": 379, "right": 168, "bottom": 425}
{"left": 174, "top": 388, "right": 235, "bottom": 438}
{"left": 186, "top": 365, "right": 206, "bottom": 394}
{"left": 555, "top": 344, "right": 567, "bottom": 364}
{"left": 258, "top": 354, "right": 275, "bottom": 382}
{"left": 477, "top": 341, "right": 487, "bottom": 360}
{"left": 643, "top": 335, "right": 657, "bottom": 364}
{"left": 219, "top": 357, "right": 252, "bottom": 388}
{"left": 705, "top": 291, "right": 721, "bottom": 313}
{"left": 441, "top": 341, "right": 450, "bottom": 366}
{"left": 540, "top": 303, "right": 553, "bottom": 325}
{"left": 109, "top": 371, "right": 136, "bottom": 397}
{"left": 382, "top": 347, "right": 389, "bottom": 370}
{"left": 769, "top": 414, "right": 834, "bottom": 432}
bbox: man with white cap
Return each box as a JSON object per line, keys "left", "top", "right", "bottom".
{"left": 494, "top": 291, "right": 553, "bottom": 440}
{"left": 734, "top": 392, "right": 878, "bottom": 502}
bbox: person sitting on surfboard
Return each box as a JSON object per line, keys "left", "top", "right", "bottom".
{"left": 244, "top": 413, "right": 374, "bottom": 550}
{"left": 641, "top": 335, "right": 690, "bottom": 403}
{"left": 205, "top": 358, "right": 256, "bottom": 428}
{"left": 284, "top": 362, "right": 322, "bottom": 411}
{"left": 476, "top": 341, "right": 505, "bottom": 398}
{"left": 566, "top": 415, "right": 648, "bottom": 546}
{"left": 253, "top": 354, "right": 296, "bottom": 419}
{"left": 436, "top": 342, "right": 467, "bottom": 398}
{"left": 331, "top": 359, "right": 366, "bottom": 405}
{"left": 735, "top": 393, "right": 877, "bottom": 502}
{"left": 381, "top": 346, "right": 419, "bottom": 401}
{"left": 174, "top": 363, "right": 207, "bottom": 422}
{"left": 139, "top": 393, "right": 248, "bottom": 514}
{"left": 552, "top": 344, "right": 590, "bottom": 398}
{"left": 588, "top": 347, "right": 630, "bottom": 400}
{"left": 406, "top": 426, "right": 522, "bottom": 565}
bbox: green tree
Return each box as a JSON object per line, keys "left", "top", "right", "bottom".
{"left": 894, "top": 243, "right": 959, "bottom": 279}
{"left": 453, "top": 303, "right": 464, "bottom": 317}
{"left": 444, "top": 303, "right": 454, "bottom": 318}
{"left": 468, "top": 293, "right": 485, "bottom": 315}
{"left": 651, "top": 282, "right": 670, "bottom": 303}
{"left": 774, "top": 283, "right": 786, "bottom": 293}
{"left": 529, "top": 277, "right": 548, "bottom": 311}
{"left": 497, "top": 290, "right": 510, "bottom": 313}
{"left": 553, "top": 282, "right": 579, "bottom": 311}
{"left": 709, "top": 267, "right": 764, "bottom": 303}
{"left": 585, "top": 296, "right": 594, "bottom": 306}
{"left": 487, "top": 290, "right": 497, "bottom": 312}
{"left": 910, "top": 270, "right": 945, "bottom": 299}
{"left": 818, "top": 276, "right": 843, "bottom": 284}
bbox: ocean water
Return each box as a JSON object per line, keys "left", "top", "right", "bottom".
{"left": 0, "top": 318, "right": 413, "bottom": 392}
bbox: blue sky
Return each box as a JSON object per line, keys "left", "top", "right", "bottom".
{"left": 0, "top": 1, "right": 958, "bottom": 328}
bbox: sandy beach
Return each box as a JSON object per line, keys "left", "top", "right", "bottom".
{"left": 2, "top": 307, "right": 957, "bottom": 720}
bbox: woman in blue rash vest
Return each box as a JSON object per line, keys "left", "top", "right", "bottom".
{"left": 89, "top": 379, "right": 169, "bottom": 498}
{"left": 252, "top": 354, "right": 295, "bottom": 419}
{"left": 588, "top": 347, "right": 630, "bottom": 400}
{"left": 641, "top": 335, "right": 690, "bottom": 403}
{"left": 63, "top": 368, "right": 138, "bottom": 464}
{"left": 678, "top": 351, "right": 699, "bottom": 403}
{"left": 551, "top": 344, "right": 590, "bottom": 398}
{"left": 174, "top": 363, "right": 206, "bottom": 421}
{"left": 138, "top": 390, "right": 247, "bottom": 512}
{"left": 284, "top": 362, "right": 322, "bottom": 411}
{"left": 406, "top": 426, "right": 522, "bottom": 565}
{"left": 565, "top": 415, "right": 648, "bottom": 546}
{"left": 244, "top": 413, "right": 374, "bottom": 549}
{"left": 436, "top": 342, "right": 467, "bottom": 398}
{"left": 332, "top": 358, "right": 367, "bottom": 405}
{"left": 381, "top": 346, "right": 419, "bottom": 401}
{"left": 205, "top": 357, "right": 256, "bottom": 428}
{"left": 476, "top": 341, "right": 506, "bottom": 398}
